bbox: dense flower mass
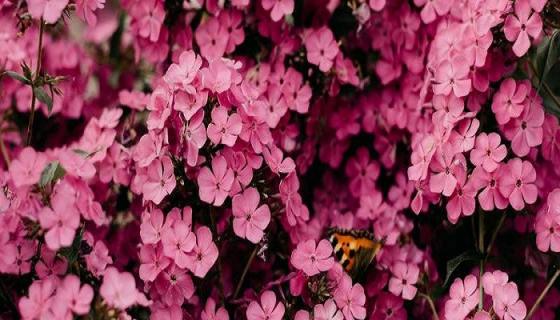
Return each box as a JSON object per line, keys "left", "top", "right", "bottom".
{"left": 2, "top": 0, "right": 560, "bottom": 319}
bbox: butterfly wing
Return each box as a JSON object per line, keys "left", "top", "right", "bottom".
{"left": 349, "top": 239, "right": 382, "bottom": 280}
{"left": 328, "top": 229, "right": 382, "bottom": 280}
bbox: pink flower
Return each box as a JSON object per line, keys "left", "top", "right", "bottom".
{"left": 433, "top": 56, "right": 472, "bottom": 98}
{"left": 219, "top": 10, "right": 245, "bottom": 53}
{"left": 223, "top": 148, "right": 253, "bottom": 195}
{"left": 369, "top": 0, "right": 386, "bottom": 11}
{"left": 429, "top": 145, "right": 464, "bottom": 197}
{"left": 280, "top": 172, "right": 309, "bottom": 225}
{"left": 482, "top": 270, "right": 509, "bottom": 296}
{"left": 262, "top": 0, "right": 294, "bottom": 22}
{"left": 498, "top": 158, "right": 538, "bottom": 211}
{"left": 201, "top": 59, "right": 236, "bottom": 93}
{"left": 413, "top": 0, "right": 450, "bottom": 23}
{"left": 139, "top": 244, "right": 171, "bottom": 282}
{"left": 161, "top": 220, "right": 196, "bottom": 268}
{"left": 432, "top": 94, "right": 464, "bottom": 129}
{"left": 491, "top": 79, "right": 529, "bottom": 125}
{"left": 197, "top": 155, "right": 235, "bottom": 206}
{"left": 9, "top": 147, "right": 47, "bottom": 188}
{"left": 246, "top": 290, "right": 285, "bottom": 320}
{"left": 183, "top": 110, "right": 207, "bottom": 166}
{"left": 232, "top": 187, "right": 271, "bottom": 243}
{"left": 133, "top": 131, "right": 166, "bottom": 168}
{"left": 27, "top": 0, "right": 69, "bottom": 24}
{"left": 207, "top": 106, "right": 242, "bottom": 147}
{"left": 535, "top": 209, "right": 560, "bottom": 252}
{"left": 38, "top": 191, "right": 80, "bottom": 250}
{"left": 314, "top": 299, "right": 343, "bottom": 320}
{"left": 163, "top": 50, "right": 202, "bottom": 92}
{"left": 493, "top": 283, "right": 527, "bottom": 320}
{"left": 174, "top": 90, "right": 207, "bottom": 121}
{"left": 408, "top": 135, "right": 437, "bottom": 181}
{"left": 282, "top": 68, "right": 312, "bottom": 114}
{"left": 290, "top": 239, "right": 334, "bottom": 276}
{"left": 305, "top": 27, "right": 339, "bottom": 72}
{"left": 53, "top": 275, "right": 94, "bottom": 316}
{"left": 100, "top": 267, "right": 147, "bottom": 310}
{"left": 504, "top": 103, "right": 545, "bottom": 157}
{"left": 239, "top": 112, "right": 273, "bottom": 154}
{"left": 134, "top": 0, "right": 165, "bottom": 42}
{"left": 469, "top": 133, "right": 507, "bottom": 172}
{"left": 334, "top": 277, "right": 367, "bottom": 320}
{"left": 357, "top": 191, "right": 387, "bottom": 220}
{"left": 504, "top": 0, "right": 543, "bottom": 57}
{"left": 185, "top": 226, "right": 219, "bottom": 278}
{"left": 142, "top": 156, "right": 176, "bottom": 205}
{"left": 85, "top": 241, "right": 112, "bottom": 277}
{"left": 202, "top": 297, "right": 230, "bottom": 320}
{"left": 58, "top": 150, "right": 95, "bottom": 180}
{"left": 446, "top": 169, "right": 476, "bottom": 224}
{"left": 155, "top": 265, "right": 195, "bottom": 306}
{"left": 18, "top": 279, "right": 56, "bottom": 320}
{"left": 35, "top": 247, "right": 66, "bottom": 279}
{"left": 345, "top": 147, "right": 380, "bottom": 197}
{"left": 140, "top": 208, "right": 165, "bottom": 244}
{"left": 471, "top": 166, "right": 509, "bottom": 211}
{"left": 263, "top": 144, "right": 296, "bottom": 175}
{"left": 195, "top": 17, "right": 228, "bottom": 61}
{"left": 444, "top": 275, "right": 479, "bottom": 320}
{"left": 388, "top": 261, "right": 419, "bottom": 300}
{"left": 76, "top": 0, "right": 105, "bottom": 26}
{"left": 370, "top": 292, "right": 406, "bottom": 320}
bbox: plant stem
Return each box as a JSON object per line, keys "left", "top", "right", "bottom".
{"left": 233, "top": 245, "right": 258, "bottom": 300}
{"left": 485, "top": 213, "right": 506, "bottom": 257}
{"left": 419, "top": 292, "right": 440, "bottom": 320}
{"left": 209, "top": 208, "right": 225, "bottom": 302}
{"left": 526, "top": 269, "right": 560, "bottom": 319}
{"left": 26, "top": 18, "right": 45, "bottom": 146}
{"left": 0, "top": 131, "right": 10, "bottom": 168}
{"left": 478, "top": 211, "right": 485, "bottom": 310}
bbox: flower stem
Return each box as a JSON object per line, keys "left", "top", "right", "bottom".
{"left": 419, "top": 292, "right": 440, "bottom": 320}
{"left": 485, "top": 213, "right": 506, "bottom": 257}
{"left": 526, "top": 268, "right": 560, "bottom": 319}
{"left": 26, "top": 18, "right": 45, "bottom": 146}
{"left": 233, "top": 245, "right": 258, "bottom": 300}
{"left": 0, "top": 132, "right": 10, "bottom": 168}
{"left": 209, "top": 208, "right": 225, "bottom": 302}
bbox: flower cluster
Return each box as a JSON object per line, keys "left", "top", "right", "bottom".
{"left": 1, "top": 0, "right": 560, "bottom": 319}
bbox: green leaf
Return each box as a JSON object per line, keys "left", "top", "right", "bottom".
{"left": 38, "top": 162, "right": 65, "bottom": 188}
{"left": 2, "top": 71, "right": 30, "bottom": 85}
{"left": 529, "top": 30, "right": 560, "bottom": 117}
{"left": 33, "top": 86, "right": 53, "bottom": 114}
{"left": 73, "top": 149, "right": 90, "bottom": 157}
{"left": 59, "top": 227, "right": 83, "bottom": 266}
{"left": 443, "top": 251, "right": 481, "bottom": 287}
{"left": 21, "top": 62, "right": 33, "bottom": 81}
{"left": 532, "top": 30, "right": 560, "bottom": 81}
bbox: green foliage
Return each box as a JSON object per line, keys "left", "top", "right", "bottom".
{"left": 2, "top": 70, "right": 30, "bottom": 85}
{"left": 33, "top": 86, "right": 53, "bottom": 114}
{"left": 39, "top": 161, "right": 66, "bottom": 188}
{"left": 443, "top": 251, "right": 481, "bottom": 287}
{"left": 529, "top": 30, "right": 560, "bottom": 117}
{"left": 59, "top": 227, "right": 84, "bottom": 267}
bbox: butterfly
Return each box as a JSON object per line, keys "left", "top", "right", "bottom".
{"left": 327, "top": 228, "right": 383, "bottom": 279}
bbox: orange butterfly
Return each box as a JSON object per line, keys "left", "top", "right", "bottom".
{"left": 327, "top": 228, "right": 383, "bottom": 279}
